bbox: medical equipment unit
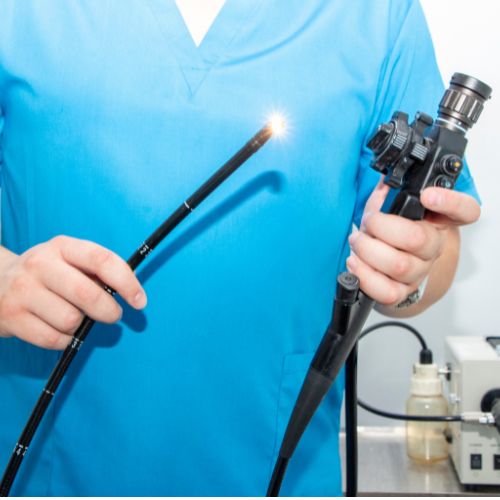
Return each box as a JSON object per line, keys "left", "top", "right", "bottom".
{"left": 356, "top": 323, "right": 500, "bottom": 490}
{"left": 445, "top": 336, "right": 500, "bottom": 487}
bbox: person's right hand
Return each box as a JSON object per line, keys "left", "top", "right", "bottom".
{"left": 0, "top": 235, "right": 147, "bottom": 350}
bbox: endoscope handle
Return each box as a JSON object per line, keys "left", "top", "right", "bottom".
{"left": 383, "top": 191, "right": 426, "bottom": 220}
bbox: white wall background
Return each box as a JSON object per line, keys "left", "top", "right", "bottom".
{"left": 356, "top": 0, "right": 500, "bottom": 426}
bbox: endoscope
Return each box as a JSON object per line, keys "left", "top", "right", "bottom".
{"left": 267, "top": 73, "right": 492, "bottom": 496}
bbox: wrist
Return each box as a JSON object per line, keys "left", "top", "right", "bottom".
{"left": 395, "top": 276, "right": 429, "bottom": 310}
{"left": 375, "top": 276, "right": 431, "bottom": 318}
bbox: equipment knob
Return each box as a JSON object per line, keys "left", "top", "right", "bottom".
{"left": 409, "top": 143, "right": 429, "bottom": 162}
{"left": 367, "top": 112, "right": 411, "bottom": 173}
{"left": 434, "top": 175, "right": 454, "bottom": 189}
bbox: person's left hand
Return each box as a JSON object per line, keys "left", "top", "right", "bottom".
{"left": 346, "top": 177, "right": 480, "bottom": 306}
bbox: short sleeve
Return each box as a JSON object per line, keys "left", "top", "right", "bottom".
{"left": 353, "top": 0, "right": 480, "bottom": 227}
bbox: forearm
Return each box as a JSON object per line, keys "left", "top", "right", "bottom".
{"left": 376, "top": 226, "right": 460, "bottom": 318}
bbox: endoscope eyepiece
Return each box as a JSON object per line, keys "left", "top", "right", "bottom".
{"left": 438, "top": 73, "right": 492, "bottom": 131}
{"left": 451, "top": 73, "right": 492, "bottom": 101}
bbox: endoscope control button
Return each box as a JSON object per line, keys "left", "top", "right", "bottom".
{"left": 470, "top": 453, "right": 482, "bottom": 470}
{"left": 434, "top": 175, "right": 453, "bottom": 189}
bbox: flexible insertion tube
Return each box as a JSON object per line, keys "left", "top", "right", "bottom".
{"left": 0, "top": 121, "right": 277, "bottom": 497}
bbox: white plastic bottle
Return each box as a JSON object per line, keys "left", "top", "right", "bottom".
{"left": 406, "top": 362, "right": 448, "bottom": 463}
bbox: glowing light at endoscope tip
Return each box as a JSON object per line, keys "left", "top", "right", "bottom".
{"left": 269, "top": 113, "right": 287, "bottom": 137}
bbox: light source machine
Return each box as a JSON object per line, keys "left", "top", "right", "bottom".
{"left": 354, "top": 323, "right": 500, "bottom": 490}
{"left": 445, "top": 336, "right": 500, "bottom": 487}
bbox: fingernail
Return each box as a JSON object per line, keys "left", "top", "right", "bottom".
{"left": 134, "top": 291, "right": 147, "bottom": 308}
{"left": 348, "top": 232, "right": 359, "bottom": 246}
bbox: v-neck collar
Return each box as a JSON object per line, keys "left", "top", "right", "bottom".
{"left": 146, "top": 0, "right": 265, "bottom": 98}
{"left": 175, "top": 0, "right": 226, "bottom": 47}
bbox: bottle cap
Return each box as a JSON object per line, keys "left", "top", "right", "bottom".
{"left": 410, "top": 363, "right": 442, "bottom": 396}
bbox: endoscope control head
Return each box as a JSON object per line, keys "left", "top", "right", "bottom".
{"left": 366, "top": 73, "right": 492, "bottom": 220}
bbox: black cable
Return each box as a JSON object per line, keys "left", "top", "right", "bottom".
{"left": 358, "top": 399, "right": 461, "bottom": 422}
{"left": 0, "top": 123, "right": 275, "bottom": 497}
{"left": 345, "top": 344, "right": 358, "bottom": 497}
{"left": 357, "top": 320, "right": 461, "bottom": 423}
{"left": 358, "top": 320, "right": 427, "bottom": 349}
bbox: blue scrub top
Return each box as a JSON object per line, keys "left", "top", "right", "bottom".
{"left": 0, "top": 0, "right": 479, "bottom": 496}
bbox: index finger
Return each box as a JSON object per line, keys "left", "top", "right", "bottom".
{"left": 55, "top": 236, "right": 147, "bottom": 309}
{"left": 420, "top": 187, "right": 481, "bottom": 225}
